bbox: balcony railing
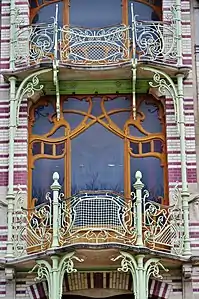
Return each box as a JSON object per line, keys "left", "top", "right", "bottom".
{"left": 12, "top": 171, "right": 184, "bottom": 258}
{"left": 12, "top": 18, "right": 178, "bottom": 69}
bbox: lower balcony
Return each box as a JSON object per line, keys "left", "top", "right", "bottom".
{"left": 12, "top": 171, "right": 184, "bottom": 258}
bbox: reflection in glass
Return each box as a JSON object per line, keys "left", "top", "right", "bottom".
{"left": 142, "top": 142, "right": 151, "bottom": 154}
{"left": 131, "top": 156, "right": 164, "bottom": 203}
{"left": 32, "top": 158, "right": 64, "bottom": 204}
{"left": 32, "top": 103, "right": 55, "bottom": 135}
{"left": 70, "top": 0, "right": 122, "bottom": 27}
{"left": 139, "top": 101, "right": 162, "bottom": 133}
{"left": 130, "top": 142, "right": 139, "bottom": 154}
{"left": 105, "top": 97, "right": 131, "bottom": 111}
{"left": 32, "top": 142, "right": 41, "bottom": 155}
{"left": 71, "top": 123, "right": 124, "bottom": 194}
{"left": 32, "top": 2, "right": 63, "bottom": 26}
{"left": 154, "top": 139, "right": 163, "bottom": 153}
{"left": 56, "top": 143, "right": 65, "bottom": 155}
{"left": 49, "top": 126, "right": 66, "bottom": 138}
{"left": 44, "top": 143, "right": 53, "bottom": 155}
{"left": 129, "top": 1, "right": 160, "bottom": 22}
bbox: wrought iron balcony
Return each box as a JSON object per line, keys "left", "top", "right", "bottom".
{"left": 12, "top": 171, "right": 184, "bottom": 258}
{"left": 12, "top": 18, "right": 178, "bottom": 69}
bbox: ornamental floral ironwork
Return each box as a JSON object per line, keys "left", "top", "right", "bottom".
{"left": 12, "top": 172, "right": 184, "bottom": 257}
{"left": 11, "top": 11, "right": 178, "bottom": 68}
{"left": 142, "top": 184, "right": 184, "bottom": 255}
{"left": 14, "top": 22, "right": 56, "bottom": 67}
{"left": 58, "top": 191, "right": 136, "bottom": 245}
{"left": 60, "top": 25, "right": 130, "bottom": 65}
{"left": 12, "top": 189, "right": 53, "bottom": 256}
{"left": 133, "top": 19, "right": 177, "bottom": 63}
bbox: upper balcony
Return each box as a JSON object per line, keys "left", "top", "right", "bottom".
{"left": 12, "top": 171, "right": 185, "bottom": 260}
{"left": 12, "top": 17, "right": 178, "bottom": 72}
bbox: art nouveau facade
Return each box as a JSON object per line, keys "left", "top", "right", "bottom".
{"left": 0, "top": 0, "right": 199, "bottom": 298}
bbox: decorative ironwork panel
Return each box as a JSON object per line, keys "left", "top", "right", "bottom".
{"left": 12, "top": 18, "right": 178, "bottom": 67}
{"left": 13, "top": 190, "right": 53, "bottom": 256}
{"left": 12, "top": 176, "right": 184, "bottom": 257}
{"left": 60, "top": 25, "right": 130, "bottom": 65}
{"left": 14, "top": 23, "right": 55, "bottom": 67}
{"left": 58, "top": 191, "right": 136, "bottom": 245}
{"left": 133, "top": 20, "right": 177, "bottom": 63}
{"left": 142, "top": 185, "right": 184, "bottom": 254}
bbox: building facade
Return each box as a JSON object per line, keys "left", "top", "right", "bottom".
{"left": 1, "top": 0, "right": 199, "bottom": 298}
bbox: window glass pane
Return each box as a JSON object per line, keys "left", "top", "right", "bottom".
{"left": 32, "top": 2, "right": 63, "bottom": 26}
{"left": 129, "top": 1, "right": 160, "bottom": 23}
{"left": 32, "top": 142, "right": 41, "bottom": 155}
{"left": 71, "top": 123, "right": 124, "bottom": 194}
{"left": 131, "top": 156, "right": 164, "bottom": 203}
{"left": 70, "top": 0, "right": 122, "bottom": 27}
{"left": 32, "top": 103, "right": 55, "bottom": 135}
{"left": 32, "top": 158, "right": 64, "bottom": 204}
{"left": 138, "top": 101, "right": 162, "bottom": 133}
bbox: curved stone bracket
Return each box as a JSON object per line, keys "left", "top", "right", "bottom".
{"left": 141, "top": 66, "right": 179, "bottom": 132}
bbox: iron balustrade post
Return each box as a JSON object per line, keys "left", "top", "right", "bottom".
{"left": 175, "top": 0, "right": 183, "bottom": 66}
{"left": 6, "top": 76, "right": 17, "bottom": 258}
{"left": 51, "top": 172, "right": 61, "bottom": 248}
{"left": 9, "top": 0, "right": 16, "bottom": 70}
{"left": 133, "top": 171, "right": 144, "bottom": 246}
{"left": 177, "top": 74, "right": 191, "bottom": 257}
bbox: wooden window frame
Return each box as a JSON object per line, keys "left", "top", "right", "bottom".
{"left": 28, "top": 94, "right": 168, "bottom": 208}
{"left": 30, "top": 0, "right": 162, "bottom": 25}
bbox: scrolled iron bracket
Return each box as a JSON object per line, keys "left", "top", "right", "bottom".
{"left": 112, "top": 251, "right": 168, "bottom": 299}
{"left": 15, "top": 69, "right": 51, "bottom": 126}
{"left": 141, "top": 66, "right": 180, "bottom": 132}
{"left": 30, "top": 252, "right": 84, "bottom": 299}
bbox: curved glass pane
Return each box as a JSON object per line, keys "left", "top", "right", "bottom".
{"left": 138, "top": 101, "right": 162, "bottom": 133}
{"left": 131, "top": 156, "right": 164, "bottom": 203}
{"left": 32, "top": 2, "right": 63, "bottom": 26}
{"left": 32, "top": 103, "right": 55, "bottom": 135}
{"left": 49, "top": 126, "right": 66, "bottom": 138}
{"left": 71, "top": 123, "right": 124, "bottom": 194}
{"left": 32, "top": 158, "right": 64, "bottom": 204}
{"left": 129, "top": 125, "right": 146, "bottom": 137}
{"left": 129, "top": 1, "right": 160, "bottom": 22}
{"left": 63, "top": 98, "right": 89, "bottom": 112}
{"left": 104, "top": 97, "right": 131, "bottom": 111}
{"left": 70, "top": 0, "right": 122, "bottom": 27}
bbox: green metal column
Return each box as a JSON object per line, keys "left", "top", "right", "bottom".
{"left": 175, "top": 0, "right": 183, "bottom": 66}
{"left": 9, "top": 0, "right": 16, "bottom": 70}
{"left": 51, "top": 172, "right": 61, "bottom": 248}
{"left": 33, "top": 252, "right": 83, "bottom": 299}
{"left": 134, "top": 171, "right": 144, "bottom": 247}
{"left": 6, "top": 76, "right": 17, "bottom": 258}
{"left": 177, "top": 74, "right": 191, "bottom": 256}
{"left": 112, "top": 251, "right": 168, "bottom": 299}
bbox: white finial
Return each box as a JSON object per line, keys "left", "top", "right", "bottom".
{"left": 51, "top": 172, "right": 61, "bottom": 190}
{"left": 134, "top": 171, "right": 144, "bottom": 189}
{"left": 53, "top": 172, "right": 59, "bottom": 181}
{"left": 135, "top": 171, "right": 142, "bottom": 180}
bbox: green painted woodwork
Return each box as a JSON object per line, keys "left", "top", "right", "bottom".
{"left": 32, "top": 79, "right": 150, "bottom": 95}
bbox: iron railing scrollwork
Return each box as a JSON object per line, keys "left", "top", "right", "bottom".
{"left": 12, "top": 15, "right": 178, "bottom": 68}
{"left": 12, "top": 171, "right": 184, "bottom": 257}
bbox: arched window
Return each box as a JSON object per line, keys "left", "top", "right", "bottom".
{"left": 29, "top": 0, "right": 162, "bottom": 25}
{"left": 28, "top": 94, "right": 167, "bottom": 206}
